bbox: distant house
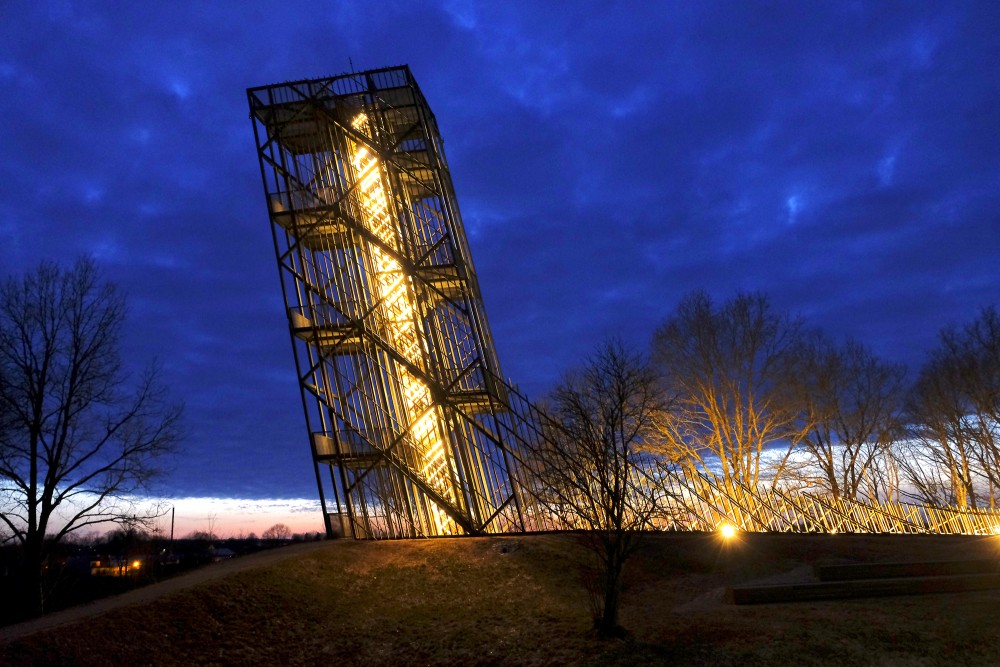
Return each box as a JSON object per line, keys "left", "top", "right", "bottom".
{"left": 90, "top": 556, "right": 142, "bottom": 577}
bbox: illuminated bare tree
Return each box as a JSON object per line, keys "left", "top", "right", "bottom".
{"left": 791, "top": 337, "right": 906, "bottom": 501}
{"left": 530, "top": 339, "right": 663, "bottom": 637}
{"left": 650, "top": 291, "right": 807, "bottom": 491}
{"left": 956, "top": 307, "right": 1000, "bottom": 504}
{"left": 901, "top": 307, "right": 1000, "bottom": 507}
{"left": 0, "top": 258, "right": 181, "bottom": 617}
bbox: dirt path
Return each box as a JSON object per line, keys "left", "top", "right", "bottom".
{"left": 0, "top": 541, "right": 332, "bottom": 644}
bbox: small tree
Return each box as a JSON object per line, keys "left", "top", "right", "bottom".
{"left": 104, "top": 522, "right": 151, "bottom": 574}
{"left": 0, "top": 258, "right": 181, "bottom": 617}
{"left": 530, "top": 339, "right": 664, "bottom": 637}
{"left": 262, "top": 523, "right": 292, "bottom": 541}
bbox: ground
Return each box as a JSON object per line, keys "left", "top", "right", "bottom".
{"left": 1, "top": 532, "right": 998, "bottom": 665}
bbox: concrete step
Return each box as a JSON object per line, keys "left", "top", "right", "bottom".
{"left": 817, "top": 558, "right": 998, "bottom": 581}
{"left": 729, "top": 572, "right": 1000, "bottom": 605}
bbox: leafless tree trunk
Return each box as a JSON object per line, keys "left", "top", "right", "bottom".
{"left": 892, "top": 437, "right": 958, "bottom": 506}
{"left": 529, "top": 339, "right": 664, "bottom": 637}
{"left": 0, "top": 258, "right": 181, "bottom": 618}
{"left": 864, "top": 443, "right": 902, "bottom": 503}
{"left": 649, "top": 291, "right": 808, "bottom": 492}
{"left": 790, "top": 337, "right": 906, "bottom": 501}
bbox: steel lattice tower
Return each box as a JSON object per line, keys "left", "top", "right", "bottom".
{"left": 248, "top": 66, "right": 549, "bottom": 538}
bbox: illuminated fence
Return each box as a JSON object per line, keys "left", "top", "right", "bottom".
{"left": 249, "top": 66, "right": 997, "bottom": 540}
{"left": 459, "top": 371, "right": 1000, "bottom": 537}
{"left": 614, "top": 466, "right": 1000, "bottom": 536}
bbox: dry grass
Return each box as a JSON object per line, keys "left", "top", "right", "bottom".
{"left": 2, "top": 533, "right": 1000, "bottom": 666}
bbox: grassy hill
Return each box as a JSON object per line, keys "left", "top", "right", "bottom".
{"left": 2, "top": 532, "right": 999, "bottom": 666}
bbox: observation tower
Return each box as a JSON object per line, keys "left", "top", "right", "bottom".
{"left": 248, "top": 66, "right": 548, "bottom": 538}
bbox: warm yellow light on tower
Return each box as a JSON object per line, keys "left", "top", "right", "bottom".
{"left": 719, "top": 523, "right": 737, "bottom": 539}
{"left": 252, "top": 67, "right": 549, "bottom": 539}
{"left": 347, "top": 112, "right": 455, "bottom": 534}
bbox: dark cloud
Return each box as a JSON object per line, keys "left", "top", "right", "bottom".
{"left": 1, "top": 1, "right": 997, "bottom": 499}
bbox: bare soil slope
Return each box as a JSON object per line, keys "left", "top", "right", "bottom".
{"left": 2, "top": 533, "right": 998, "bottom": 666}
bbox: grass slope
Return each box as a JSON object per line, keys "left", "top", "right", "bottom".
{"left": 2, "top": 533, "right": 999, "bottom": 666}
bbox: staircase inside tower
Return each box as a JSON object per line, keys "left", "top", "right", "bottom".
{"left": 249, "top": 67, "right": 555, "bottom": 538}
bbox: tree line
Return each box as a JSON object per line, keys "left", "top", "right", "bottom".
{"left": 579, "top": 289, "right": 1000, "bottom": 508}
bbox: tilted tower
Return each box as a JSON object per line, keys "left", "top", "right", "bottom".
{"left": 248, "top": 66, "right": 550, "bottom": 538}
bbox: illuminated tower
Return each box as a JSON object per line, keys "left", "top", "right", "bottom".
{"left": 248, "top": 66, "right": 547, "bottom": 538}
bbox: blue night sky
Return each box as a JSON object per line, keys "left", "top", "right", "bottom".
{"left": 1, "top": 2, "right": 998, "bottom": 517}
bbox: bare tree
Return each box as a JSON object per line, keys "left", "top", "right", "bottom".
{"left": 262, "top": 523, "right": 292, "bottom": 541}
{"left": 650, "top": 291, "right": 807, "bottom": 492}
{"left": 901, "top": 307, "right": 1000, "bottom": 508}
{"left": 529, "top": 339, "right": 664, "bottom": 637}
{"left": 791, "top": 337, "right": 906, "bottom": 501}
{"left": 0, "top": 258, "right": 181, "bottom": 617}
